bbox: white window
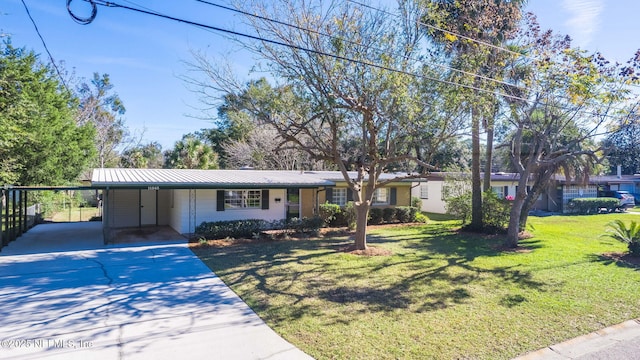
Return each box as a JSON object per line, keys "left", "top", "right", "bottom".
{"left": 372, "top": 188, "right": 389, "bottom": 205}
{"left": 225, "top": 190, "right": 261, "bottom": 209}
{"left": 332, "top": 188, "right": 347, "bottom": 206}
{"left": 420, "top": 183, "right": 429, "bottom": 199}
{"left": 491, "top": 186, "right": 504, "bottom": 198}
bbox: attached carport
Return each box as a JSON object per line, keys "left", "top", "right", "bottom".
{"left": 1, "top": 185, "right": 97, "bottom": 252}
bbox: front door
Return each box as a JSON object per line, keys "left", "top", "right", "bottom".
{"left": 286, "top": 188, "right": 300, "bottom": 220}
{"left": 140, "top": 190, "right": 157, "bottom": 226}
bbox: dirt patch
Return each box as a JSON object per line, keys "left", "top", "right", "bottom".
{"left": 601, "top": 252, "right": 640, "bottom": 267}
{"left": 111, "top": 226, "right": 186, "bottom": 244}
{"left": 338, "top": 244, "right": 393, "bottom": 256}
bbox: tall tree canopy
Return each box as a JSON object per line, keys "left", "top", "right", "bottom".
{"left": 188, "top": 0, "right": 464, "bottom": 249}
{"left": 501, "top": 15, "right": 639, "bottom": 247}
{"left": 120, "top": 141, "right": 164, "bottom": 169}
{"left": 421, "top": 0, "right": 526, "bottom": 230}
{"left": 76, "top": 72, "right": 127, "bottom": 168}
{"left": 163, "top": 134, "right": 220, "bottom": 169}
{"left": 0, "top": 41, "right": 95, "bottom": 185}
{"left": 602, "top": 104, "right": 640, "bottom": 175}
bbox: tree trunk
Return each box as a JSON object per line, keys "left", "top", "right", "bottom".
{"left": 354, "top": 202, "right": 370, "bottom": 250}
{"left": 470, "top": 108, "right": 483, "bottom": 230}
{"left": 506, "top": 197, "right": 524, "bottom": 248}
{"left": 505, "top": 175, "right": 529, "bottom": 248}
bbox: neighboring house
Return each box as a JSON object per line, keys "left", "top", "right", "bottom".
{"left": 305, "top": 171, "right": 413, "bottom": 208}
{"left": 91, "top": 168, "right": 414, "bottom": 240}
{"left": 412, "top": 171, "right": 640, "bottom": 215}
{"left": 411, "top": 172, "right": 526, "bottom": 214}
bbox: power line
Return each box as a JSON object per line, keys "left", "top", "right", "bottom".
{"left": 81, "top": 0, "right": 531, "bottom": 103}
{"left": 346, "top": 0, "right": 640, "bottom": 92}
{"left": 194, "top": 0, "right": 527, "bottom": 93}
{"left": 346, "top": 0, "right": 527, "bottom": 59}
{"left": 76, "top": 0, "right": 636, "bottom": 120}
{"left": 21, "top": 0, "right": 71, "bottom": 92}
{"left": 186, "top": 1, "right": 639, "bottom": 116}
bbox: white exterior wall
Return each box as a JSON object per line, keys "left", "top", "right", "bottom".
{"left": 168, "top": 189, "right": 287, "bottom": 234}
{"left": 169, "top": 189, "right": 189, "bottom": 234}
{"left": 412, "top": 181, "right": 447, "bottom": 214}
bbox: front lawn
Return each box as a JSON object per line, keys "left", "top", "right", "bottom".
{"left": 192, "top": 213, "right": 640, "bottom": 359}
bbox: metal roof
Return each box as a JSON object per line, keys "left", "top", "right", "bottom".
{"left": 301, "top": 171, "right": 416, "bottom": 182}
{"left": 91, "top": 168, "right": 335, "bottom": 189}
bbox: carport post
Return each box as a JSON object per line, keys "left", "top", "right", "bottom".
{"left": 16, "top": 190, "right": 23, "bottom": 237}
{"left": 103, "top": 187, "right": 109, "bottom": 245}
{"left": 1, "top": 190, "right": 4, "bottom": 249}
{"left": 11, "top": 189, "right": 17, "bottom": 243}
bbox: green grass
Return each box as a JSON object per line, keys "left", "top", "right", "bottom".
{"left": 192, "top": 213, "right": 640, "bottom": 359}
{"left": 50, "top": 207, "right": 100, "bottom": 222}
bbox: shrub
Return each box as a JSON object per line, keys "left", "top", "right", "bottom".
{"left": 482, "top": 190, "right": 511, "bottom": 233}
{"left": 286, "top": 216, "right": 324, "bottom": 235}
{"left": 369, "top": 208, "right": 384, "bottom": 225}
{"left": 396, "top": 206, "right": 417, "bottom": 223}
{"left": 414, "top": 212, "right": 428, "bottom": 223}
{"left": 382, "top": 207, "right": 396, "bottom": 223}
{"left": 195, "top": 219, "right": 267, "bottom": 239}
{"left": 319, "top": 202, "right": 343, "bottom": 226}
{"left": 446, "top": 193, "right": 472, "bottom": 223}
{"left": 344, "top": 201, "right": 357, "bottom": 230}
{"left": 568, "top": 198, "right": 619, "bottom": 214}
{"left": 411, "top": 196, "right": 422, "bottom": 209}
{"left": 602, "top": 220, "right": 640, "bottom": 257}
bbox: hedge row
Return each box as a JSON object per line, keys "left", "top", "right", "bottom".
{"left": 318, "top": 202, "right": 421, "bottom": 226}
{"left": 195, "top": 217, "right": 323, "bottom": 239}
{"left": 567, "top": 197, "right": 620, "bottom": 214}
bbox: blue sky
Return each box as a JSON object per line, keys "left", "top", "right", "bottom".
{"left": 2, "top": 0, "right": 639, "bottom": 151}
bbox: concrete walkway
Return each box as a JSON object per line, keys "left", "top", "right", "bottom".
{"left": 0, "top": 222, "right": 312, "bottom": 360}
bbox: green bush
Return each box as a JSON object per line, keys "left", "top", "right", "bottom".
{"left": 446, "top": 193, "right": 472, "bottom": 223}
{"left": 482, "top": 190, "right": 511, "bottom": 233}
{"left": 411, "top": 196, "right": 422, "bottom": 209}
{"left": 344, "top": 201, "right": 357, "bottom": 230}
{"left": 369, "top": 208, "right": 384, "bottom": 225}
{"left": 195, "top": 219, "right": 267, "bottom": 239}
{"left": 382, "top": 207, "right": 396, "bottom": 223}
{"left": 196, "top": 216, "right": 325, "bottom": 239}
{"left": 414, "top": 212, "right": 428, "bottom": 223}
{"left": 286, "top": 216, "right": 324, "bottom": 235}
{"left": 396, "top": 206, "right": 418, "bottom": 223}
{"left": 319, "top": 202, "right": 343, "bottom": 226}
{"left": 568, "top": 198, "right": 619, "bottom": 215}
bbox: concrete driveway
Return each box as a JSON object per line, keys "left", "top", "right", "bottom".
{"left": 0, "top": 222, "right": 312, "bottom": 360}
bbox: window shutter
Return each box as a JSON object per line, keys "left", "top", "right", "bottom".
{"left": 262, "top": 190, "right": 269, "bottom": 209}
{"left": 217, "top": 190, "right": 225, "bottom": 211}
{"left": 326, "top": 188, "right": 333, "bottom": 204}
{"left": 390, "top": 187, "right": 397, "bottom": 205}
{"left": 347, "top": 188, "right": 353, "bottom": 201}
{"left": 504, "top": 186, "right": 509, "bottom": 198}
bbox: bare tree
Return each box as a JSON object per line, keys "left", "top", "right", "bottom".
{"left": 187, "top": 0, "right": 464, "bottom": 249}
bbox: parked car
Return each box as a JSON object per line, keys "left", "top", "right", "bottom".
{"left": 598, "top": 190, "right": 636, "bottom": 210}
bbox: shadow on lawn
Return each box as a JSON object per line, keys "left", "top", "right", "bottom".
{"left": 587, "top": 253, "right": 640, "bottom": 271}
{"left": 193, "top": 226, "right": 550, "bottom": 323}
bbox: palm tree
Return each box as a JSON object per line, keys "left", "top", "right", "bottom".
{"left": 602, "top": 220, "right": 640, "bottom": 256}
